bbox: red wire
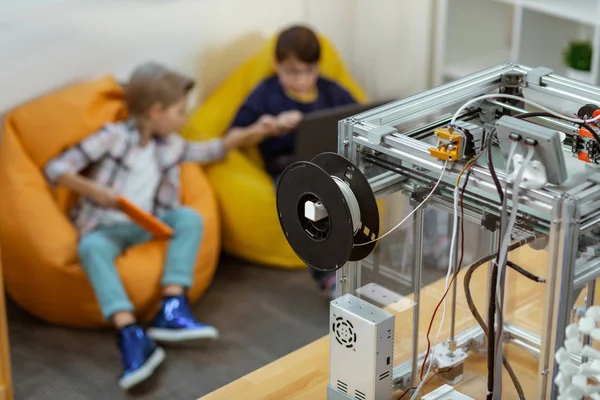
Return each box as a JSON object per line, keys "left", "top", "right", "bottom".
{"left": 419, "top": 164, "right": 471, "bottom": 379}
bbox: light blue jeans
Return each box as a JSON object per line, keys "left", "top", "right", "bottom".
{"left": 78, "top": 206, "right": 203, "bottom": 320}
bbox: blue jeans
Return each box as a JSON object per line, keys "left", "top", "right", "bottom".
{"left": 78, "top": 207, "right": 203, "bottom": 320}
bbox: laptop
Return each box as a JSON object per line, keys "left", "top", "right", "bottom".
{"left": 294, "top": 101, "right": 390, "bottom": 162}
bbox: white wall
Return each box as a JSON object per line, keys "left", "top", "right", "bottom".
{"left": 0, "top": 0, "right": 433, "bottom": 122}
{"left": 353, "top": 0, "right": 435, "bottom": 99}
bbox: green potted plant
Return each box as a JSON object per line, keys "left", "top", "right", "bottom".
{"left": 564, "top": 40, "right": 594, "bottom": 83}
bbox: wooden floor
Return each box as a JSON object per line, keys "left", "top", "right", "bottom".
{"left": 202, "top": 245, "right": 569, "bottom": 399}
{"left": 6, "top": 253, "right": 446, "bottom": 400}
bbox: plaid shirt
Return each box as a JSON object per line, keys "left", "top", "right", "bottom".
{"left": 44, "top": 120, "right": 225, "bottom": 235}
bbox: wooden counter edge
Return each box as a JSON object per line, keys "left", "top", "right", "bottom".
{"left": 199, "top": 336, "right": 329, "bottom": 399}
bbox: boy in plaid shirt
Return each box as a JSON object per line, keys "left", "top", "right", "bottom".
{"left": 44, "top": 62, "right": 280, "bottom": 390}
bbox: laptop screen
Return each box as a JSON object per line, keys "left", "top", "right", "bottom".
{"left": 295, "top": 101, "right": 390, "bottom": 162}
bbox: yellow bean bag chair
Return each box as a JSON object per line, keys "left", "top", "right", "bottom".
{"left": 0, "top": 76, "right": 221, "bottom": 328}
{"left": 183, "top": 34, "right": 367, "bottom": 268}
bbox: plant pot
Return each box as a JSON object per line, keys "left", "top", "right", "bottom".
{"left": 565, "top": 67, "right": 595, "bottom": 84}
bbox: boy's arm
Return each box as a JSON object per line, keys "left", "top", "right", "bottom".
{"left": 57, "top": 173, "right": 118, "bottom": 208}
{"left": 44, "top": 125, "right": 117, "bottom": 183}
{"left": 182, "top": 84, "right": 283, "bottom": 163}
{"left": 227, "top": 85, "right": 279, "bottom": 137}
{"left": 44, "top": 125, "right": 119, "bottom": 207}
{"left": 181, "top": 138, "right": 227, "bottom": 164}
{"left": 182, "top": 125, "right": 277, "bottom": 164}
{"left": 223, "top": 122, "right": 276, "bottom": 149}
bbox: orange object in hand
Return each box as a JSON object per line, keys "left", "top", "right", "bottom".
{"left": 117, "top": 196, "right": 174, "bottom": 239}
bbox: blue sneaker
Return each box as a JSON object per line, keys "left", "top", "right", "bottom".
{"left": 117, "top": 324, "right": 165, "bottom": 390}
{"left": 147, "top": 295, "right": 219, "bottom": 342}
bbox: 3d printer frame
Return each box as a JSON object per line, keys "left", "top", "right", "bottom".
{"left": 334, "top": 63, "right": 600, "bottom": 399}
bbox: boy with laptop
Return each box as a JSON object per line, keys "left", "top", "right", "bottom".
{"left": 44, "top": 62, "right": 279, "bottom": 390}
{"left": 227, "top": 25, "right": 358, "bottom": 299}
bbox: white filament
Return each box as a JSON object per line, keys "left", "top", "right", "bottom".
{"left": 332, "top": 176, "right": 361, "bottom": 233}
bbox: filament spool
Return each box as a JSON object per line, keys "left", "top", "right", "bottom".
{"left": 331, "top": 175, "right": 361, "bottom": 233}
{"left": 276, "top": 152, "right": 379, "bottom": 272}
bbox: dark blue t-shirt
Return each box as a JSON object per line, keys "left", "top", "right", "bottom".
{"left": 230, "top": 75, "right": 357, "bottom": 177}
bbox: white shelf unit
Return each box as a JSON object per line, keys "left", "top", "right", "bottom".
{"left": 433, "top": 0, "right": 600, "bottom": 86}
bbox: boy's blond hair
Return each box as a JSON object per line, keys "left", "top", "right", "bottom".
{"left": 125, "top": 61, "right": 195, "bottom": 117}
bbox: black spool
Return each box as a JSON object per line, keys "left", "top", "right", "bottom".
{"left": 276, "top": 152, "right": 379, "bottom": 272}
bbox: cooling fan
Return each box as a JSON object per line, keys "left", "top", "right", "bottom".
{"left": 333, "top": 316, "right": 357, "bottom": 348}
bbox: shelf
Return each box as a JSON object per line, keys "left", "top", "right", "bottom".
{"left": 444, "top": 47, "right": 511, "bottom": 80}
{"left": 495, "top": 0, "right": 600, "bottom": 26}
{"left": 518, "top": 8, "right": 597, "bottom": 80}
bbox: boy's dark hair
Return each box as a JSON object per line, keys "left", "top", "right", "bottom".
{"left": 275, "top": 25, "right": 321, "bottom": 64}
{"left": 125, "top": 61, "right": 195, "bottom": 117}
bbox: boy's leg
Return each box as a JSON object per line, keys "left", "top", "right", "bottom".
{"left": 78, "top": 225, "right": 164, "bottom": 390}
{"left": 310, "top": 268, "right": 337, "bottom": 300}
{"left": 147, "top": 206, "right": 218, "bottom": 342}
{"left": 78, "top": 226, "right": 141, "bottom": 322}
{"left": 159, "top": 206, "right": 203, "bottom": 290}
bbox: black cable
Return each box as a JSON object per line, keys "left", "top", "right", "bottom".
{"left": 460, "top": 235, "right": 537, "bottom": 280}
{"left": 513, "top": 111, "right": 599, "bottom": 145}
{"left": 487, "top": 251, "right": 499, "bottom": 399}
{"left": 464, "top": 259, "right": 526, "bottom": 400}
{"left": 464, "top": 235, "right": 537, "bottom": 399}
{"left": 486, "top": 130, "right": 504, "bottom": 203}
{"left": 507, "top": 261, "right": 545, "bottom": 283}
{"left": 463, "top": 235, "right": 537, "bottom": 400}
{"left": 485, "top": 130, "right": 503, "bottom": 399}
{"left": 485, "top": 127, "right": 531, "bottom": 397}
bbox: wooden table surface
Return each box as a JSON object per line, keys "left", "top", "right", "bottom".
{"left": 200, "top": 246, "right": 564, "bottom": 399}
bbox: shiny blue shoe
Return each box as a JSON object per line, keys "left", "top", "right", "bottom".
{"left": 117, "top": 324, "right": 165, "bottom": 390}
{"left": 147, "top": 295, "right": 219, "bottom": 343}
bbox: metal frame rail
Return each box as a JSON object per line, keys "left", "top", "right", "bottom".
{"left": 335, "top": 63, "right": 600, "bottom": 399}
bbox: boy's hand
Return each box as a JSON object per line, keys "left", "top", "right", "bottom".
{"left": 56, "top": 173, "right": 120, "bottom": 209}
{"left": 256, "top": 115, "right": 279, "bottom": 136}
{"left": 276, "top": 111, "right": 303, "bottom": 133}
{"left": 223, "top": 113, "right": 294, "bottom": 151}
{"left": 90, "top": 185, "right": 119, "bottom": 208}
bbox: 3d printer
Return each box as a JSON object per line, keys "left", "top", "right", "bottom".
{"left": 276, "top": 63, "right": 600, "bottom": 400}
